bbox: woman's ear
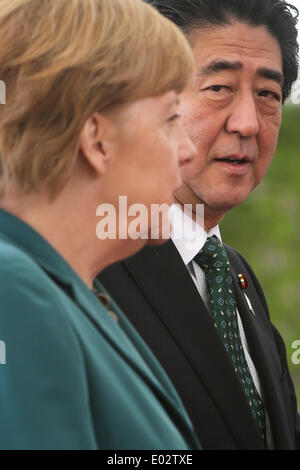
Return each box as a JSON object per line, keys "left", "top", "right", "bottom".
{"left": 79, "top": 113, "right": 113, "bottom": 176}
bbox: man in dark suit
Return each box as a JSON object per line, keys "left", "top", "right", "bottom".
{"left": 99, "top": 0, "right": 300, "bottom": 449}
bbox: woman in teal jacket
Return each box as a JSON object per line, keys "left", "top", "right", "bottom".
{"left": 0, "top": 0, "right": 199, "bottom": 450}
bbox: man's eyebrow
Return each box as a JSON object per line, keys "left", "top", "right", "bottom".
{"left": 198, "top": 60, "right": 243, "bottom": 76}
{"left": 257, "top": 67, "right": 283, "bottom": 87}
{"left": 198, "top": 60, "right": 283, "bottom": 88}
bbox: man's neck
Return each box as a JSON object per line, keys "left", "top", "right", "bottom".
{"left": 174, "top": 199, "right": 224, "bottom": 232}
{"left": 203, "top": 211, "right": 225, "bottom": 232}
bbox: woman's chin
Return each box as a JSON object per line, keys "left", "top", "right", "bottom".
{"left": 146, "top": 230, "right": 171, "bottom": 246}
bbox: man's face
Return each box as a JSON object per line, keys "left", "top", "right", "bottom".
{"left": 176, "top": 21, "right": 283, "bottom": 217}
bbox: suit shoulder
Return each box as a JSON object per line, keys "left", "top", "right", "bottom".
{"left": 0, "top": 236, "right": 96, "bottom": 449}
{"left": 0, "top": 234, "right": 76, "bottom": 332}
{"left": 0, "top": 233, "right": 47, "bottom": 282}
{"left": 0, "top": 234, "right": 86, "bottom": 382}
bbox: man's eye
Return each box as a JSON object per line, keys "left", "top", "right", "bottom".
{"left": 207, "top": 85, "right": 229, "bottom": 92}
{"left": 259, "top": 90, "right": 282, "bottom": 102}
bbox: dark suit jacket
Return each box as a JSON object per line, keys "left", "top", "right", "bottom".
{"left": 99, "top": 239, "right": 300, "bottom": 450}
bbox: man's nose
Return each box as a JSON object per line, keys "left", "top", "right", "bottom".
{"left": 177, "top": 126, "right": 197, "bottom": 167}
{"left": 225, "top": 93, "right": 259, "bottom": 137}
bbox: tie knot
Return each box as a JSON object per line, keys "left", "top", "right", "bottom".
{"left": 194, "top": 236, "right": 230, "bottom": 271}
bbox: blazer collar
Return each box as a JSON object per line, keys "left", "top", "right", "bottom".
{"left": 0, "top": 210, "right": 159, "bottom": 372}
{"left": 0, "top": 211, "right": 130, "bottom": 349}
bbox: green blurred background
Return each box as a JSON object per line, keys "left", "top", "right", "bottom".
{"left": 222, "top": 104, "right": 300, "bottom": 409}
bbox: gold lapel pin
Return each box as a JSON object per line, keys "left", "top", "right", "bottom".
{"left": 237, "top": 273, "right": 249, "bottom": 290}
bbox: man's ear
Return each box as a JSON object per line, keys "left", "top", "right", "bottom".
{"left": 79, "top": 113, "right": 113, "bottom": 176}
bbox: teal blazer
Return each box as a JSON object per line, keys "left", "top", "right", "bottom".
{"left": 0, "top": 210, "right": 200, "bottom": 450}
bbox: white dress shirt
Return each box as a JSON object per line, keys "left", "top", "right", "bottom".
{"left": 170, "top": 203, "right": 274, "bottom": 448}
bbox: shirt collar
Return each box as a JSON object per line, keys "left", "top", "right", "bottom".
{"left": 170, "top": 203, "right": 221, "bottom": 266}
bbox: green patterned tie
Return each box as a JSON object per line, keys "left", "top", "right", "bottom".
{"left": 194, "top": 235, "right": 267, "bottom": 447}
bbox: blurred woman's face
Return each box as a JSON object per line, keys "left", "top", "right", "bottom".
{"left": 99, "top": 91, "right": 196, "bottom": 243}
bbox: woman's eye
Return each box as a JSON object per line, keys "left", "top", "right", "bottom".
{"left": 167, "top": 113, "right": 180, "bottom": 123}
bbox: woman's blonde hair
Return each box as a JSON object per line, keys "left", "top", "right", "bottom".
{"left": 0, "top": 0, "right": 195, "bottom": 198}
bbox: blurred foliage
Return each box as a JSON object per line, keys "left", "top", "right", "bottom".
{"left": 221, "top": 104, "right": 300, "bottom": 409}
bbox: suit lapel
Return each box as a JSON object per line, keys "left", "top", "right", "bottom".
{"left": 48, "top": 266, "right": 202, "bottom": 446}
{"left": 124, "top": 240, "right": 264, "bottom": 449}
{"left": 227, "top": 246, "right": 293, "bottom": 449}
{"left": 44, "top": 266, "right": 181, "bottom": 404}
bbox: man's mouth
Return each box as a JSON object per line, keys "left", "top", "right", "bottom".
{"left": 216, "top": 155, "right": 251, "bottom": 165}
{"left": 214, "top": 155, "right": 251, "bottom": 174}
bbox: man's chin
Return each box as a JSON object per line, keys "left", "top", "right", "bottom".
{"left": 202, "top": 190, "right": 253, "bottom": 214}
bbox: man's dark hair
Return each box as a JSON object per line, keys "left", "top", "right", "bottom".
{"left": 145, "top": 0, "right": 299, "bottom": 101}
